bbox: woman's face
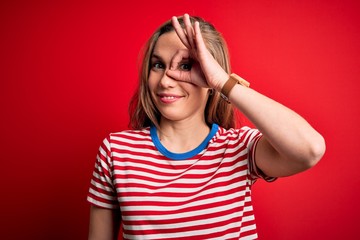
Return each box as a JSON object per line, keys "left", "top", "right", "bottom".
{"left": 148, "top": 31, "right": 209, "bottom": 124}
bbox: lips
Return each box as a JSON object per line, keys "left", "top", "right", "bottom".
{"left": 157, "top": 93, "right": 183, "bottom": 103}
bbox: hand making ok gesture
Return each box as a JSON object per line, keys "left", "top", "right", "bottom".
{"left": 167, "top": 14, "right": 229, "bottom": 91}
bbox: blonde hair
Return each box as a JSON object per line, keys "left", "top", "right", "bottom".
{"left": 129, "top": 16, "right": 236, "bottom": 129}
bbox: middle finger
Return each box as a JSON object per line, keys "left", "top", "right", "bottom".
{"left": 183, "top": 14, "right": 196, "bottom": 49}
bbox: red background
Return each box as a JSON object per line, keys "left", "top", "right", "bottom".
{"left": 1, "top": 0, "right": 359, "bottom": 239}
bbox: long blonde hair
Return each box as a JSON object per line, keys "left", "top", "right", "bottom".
{"left": 129, "top": 16, "right": 236, "bottom": 129}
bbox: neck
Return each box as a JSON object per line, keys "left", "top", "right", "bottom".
{"left": 157, "top": 118, "right": 211, "bottom": 153}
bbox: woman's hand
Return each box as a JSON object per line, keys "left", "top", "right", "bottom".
{"left": 167, "top": 14, "right": 229, "bottom": 91}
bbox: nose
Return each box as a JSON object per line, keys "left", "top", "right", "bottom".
{"left": 159, "top": 70, "right": 176, "bottom": 88}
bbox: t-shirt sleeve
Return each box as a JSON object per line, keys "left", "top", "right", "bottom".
{"left": 241, "top": 127, "right": 277, "bottom": 183}
{"left": 87, "top": 135, "right": 119, "bottom": 209}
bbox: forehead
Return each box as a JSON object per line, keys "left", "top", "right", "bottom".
{"left": 152, "top": 31, "right": 187, "bottom": 59}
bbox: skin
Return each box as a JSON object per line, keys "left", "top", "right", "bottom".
{"left": 88, "top": 13, "right": 326, "bottom": 239}
{"left": 148, "top": 31, "right": 211, "bottom": 153}
{"left": 168, "top": 14, "right": 325, "bottom": 177}
{"left": 88, "top": 206, "right": 120, "bottom": 240}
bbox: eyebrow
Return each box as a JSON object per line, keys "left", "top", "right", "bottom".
{"left": 151, "top": 54, "right": 163, "bottom": 61}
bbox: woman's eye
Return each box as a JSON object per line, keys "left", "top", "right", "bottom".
{"left": 179, "top": 63, "right": 192, "bottom": 71}
{"left": 152, "top": 62, "right": 164, "bottom": 70}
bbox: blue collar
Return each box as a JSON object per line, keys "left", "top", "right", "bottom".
{"left": 150, "top": 123, "right": 219, "bottom": 160}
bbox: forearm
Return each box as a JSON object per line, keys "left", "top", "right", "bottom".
{"left": 236, "top": 85, "right": 323, "bottom": 156}
{"left": 216, "top": 74, "right": 325, "bottom": 176}
{"left": 88, "top": 206, "right": 120, "bottom": 240}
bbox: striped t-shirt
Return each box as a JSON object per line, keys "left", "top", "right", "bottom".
{"left": 87, "top": 123, "right": 275, "bottom": 240}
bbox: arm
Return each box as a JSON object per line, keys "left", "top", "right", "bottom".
{"left": 88, "top": 206, "right": 120, "bottom": 240}
{"left": 169, "top": 14, "right": 326, "bottom": 177}
{"left": 219, "top": 78, "right": 326, "bottom": 177}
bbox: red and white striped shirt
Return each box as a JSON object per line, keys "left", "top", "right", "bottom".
{"left": 87, "top": 124, "right": 275, "bottom": 240}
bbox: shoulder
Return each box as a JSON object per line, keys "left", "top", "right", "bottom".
{"left": 212, "top": 126, "right": 262, "bottom": 152}
{"left": 109, "top": 127, "right": 151, "bottom": 141}
{"left": 216, "top": 125, "right": 261, "bottom": 140}
{"left": 104, "top": 127, "right": 153, "bottom": 151}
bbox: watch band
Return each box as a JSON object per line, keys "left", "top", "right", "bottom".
{"left": 220, "top": 73, "right": 250, "bottom": 103}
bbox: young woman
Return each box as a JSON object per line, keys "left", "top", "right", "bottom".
{"left": 87, "top": 14, "right": 325, "bottom": 240}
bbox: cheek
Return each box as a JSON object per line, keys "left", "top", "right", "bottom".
{"left": 147, "top": 72, "right": 159, "bottom": 102}
{"left": 196, "top": 88, "right": 211, "bottom": 109}
{"left": 148, "top": 71, "right": 162, "bottom": 89}
{"left": 197, "top": 88, "right": 210, "bottom": 100}
{"left": 182, "top": 84, "right": 209, "bottom": 105}
{"left": 147, "top": 72, "right": 157, "bottom": 91}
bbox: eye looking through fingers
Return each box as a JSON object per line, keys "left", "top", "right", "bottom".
{"left": 178, "top": 61, "right": 193, "bottom": 71}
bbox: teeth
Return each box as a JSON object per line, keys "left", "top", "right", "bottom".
{"left": 163, "top": 96, "right": 175, "bottom": 99}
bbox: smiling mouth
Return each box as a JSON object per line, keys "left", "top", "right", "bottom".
{"left": 162, "top": 96, "right": 176, "bottom": 100}
{"left": 158, "top": 94, "right": 182, "bottom": 103}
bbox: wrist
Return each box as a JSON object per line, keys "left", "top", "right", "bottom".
{"left": 219, "top": 73, "right": 250, "bottom": 103}
{"left": 213, "top": 72, "right": 230, "bottom": 92}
